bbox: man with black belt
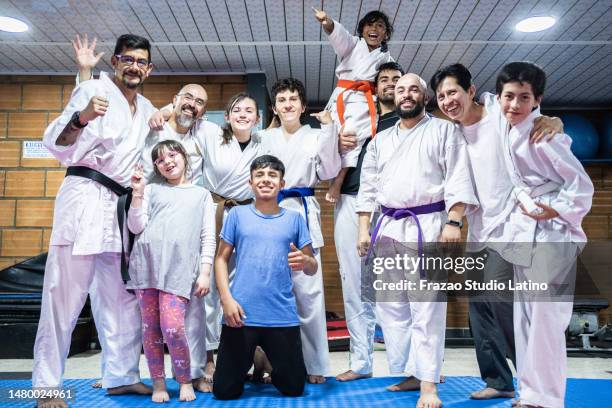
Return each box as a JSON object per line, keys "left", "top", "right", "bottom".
{"left": 334, "top": 61, "right": 404, "bottom": 382}
{"left": 33, "top": 34, "right": 156, "bottom": 408}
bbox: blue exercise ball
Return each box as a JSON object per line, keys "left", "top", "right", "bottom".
{"left": 561, "top": 114, "right": 599, "bottom": 160}
{"left": 602, "top": 116, "right": 612, "bottom": 158}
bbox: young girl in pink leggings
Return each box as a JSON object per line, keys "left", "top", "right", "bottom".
{"left": 127, "top": 140, "right": 216, "bottom": 403}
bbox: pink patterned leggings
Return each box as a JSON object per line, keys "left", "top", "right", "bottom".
{"left": 135, "top": 289, "right": 191, "bottom": 384}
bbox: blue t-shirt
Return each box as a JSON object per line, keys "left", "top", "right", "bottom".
{"left": 220, "top": 204, "right": 312, "bottom": 327}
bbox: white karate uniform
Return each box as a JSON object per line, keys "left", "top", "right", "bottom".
{"left": 325, "top": 20, "right": 393, "bottom": 168}
{"left": 33, "top": 72, "right": 156, "bottom": 389}
{"left": 462, "top": 95, "right": 515, "bottom": 245}
{"left": 197, "top": 123, "right": 262, "bottom": 351}
{"left": 334, "top": 193, "right": 376, "bottom": 374}
{"left": 357, "top": 115, "right": 478, "bottom": 381}
{"left": 499, "top": 110, "right": 593, "bottom": 408}
{"left": 260, "top": 123, "right": 341, "bottom": 376}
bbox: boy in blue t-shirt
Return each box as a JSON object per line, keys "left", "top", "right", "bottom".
{"left": 212, "top": 155, "right": 317, "bottom": 400}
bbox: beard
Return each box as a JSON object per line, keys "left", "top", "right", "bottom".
{"left": 379, "top": 93, "right": 394, "bottom": 105}
{"left": 396, "top": 97, "right": 425, "bottom": 119}
{"left": 119, "top": 69, "right": 143, "bottom": 89}
{"left": 176, "top": 114, "right": 195, "bottom": 129}
{"left": 175, "top": 104, "right": 197, "bottom": 128}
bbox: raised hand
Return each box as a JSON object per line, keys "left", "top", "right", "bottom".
{"left": 312, "top": 7, "right": 334, "bottom": 33}
{"left": 131, "top": 163, "right": 146, "bottom": 197}
{"left": 312, "top": 7, "right": 327, "bottom": 23}
{"left": 72, "top": 34, "right": 104, "bottom": 77}
{"left": 79, "top": 95, "right": 109, "bottom": 124}
{"left": 148, "top": 109, "right": 169, "bottom": 130}
{"left": 310, "top": 110, "right": 332, "bottom": 125}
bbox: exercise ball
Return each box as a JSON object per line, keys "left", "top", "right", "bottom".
{"left": 602, "top": 116, "right": 612, "bottom": 158}
{"left": 561, "top": 114, "right": 599, "bottom": 160}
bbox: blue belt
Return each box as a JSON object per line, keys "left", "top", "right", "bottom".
{"left": 278, "top": 187, "right": 315, "bottom": 229}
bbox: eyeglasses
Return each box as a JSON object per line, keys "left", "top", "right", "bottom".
{"left": 114, "top": 54, "right": 150, "bottom": 69}
{"left": 153, "top": 151, "right": 179, "bottom": 167}
{"left": 177, "top": 93, "right": 206, "bottom": 108}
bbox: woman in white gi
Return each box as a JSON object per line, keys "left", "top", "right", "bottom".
{"left": 495, "top": 62, "right": 593, "bottom": 408}
{"left": 259, "top": 77, "right": 341, "bottom": 383}
{"left": 195, "top": 93, "right": 263, "bottom": 378}
{"left": 127, "top": 140, "right": 215, "bottom": 403}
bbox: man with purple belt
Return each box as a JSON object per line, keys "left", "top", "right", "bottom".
{"left": 356, "top": 73, "right": 478, "bottom": 408}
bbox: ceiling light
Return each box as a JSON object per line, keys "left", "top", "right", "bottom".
{"left": 0, "top": 16, "right": 29, "bottom": 33}
{"left": 515, "top": 16, "right": 556, "bottom": 33}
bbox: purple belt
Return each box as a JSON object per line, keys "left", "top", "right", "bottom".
{"left": 368, "top": 200, "right": 446, "bottom": 261}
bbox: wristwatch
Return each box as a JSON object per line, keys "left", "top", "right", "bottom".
{"left": 446, "top": 219, "right": 463, "bottom": 229}
{"left": 70, "top": 111, "right": 87, "bottom": 129}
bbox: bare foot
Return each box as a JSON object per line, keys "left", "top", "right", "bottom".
{"left": 91, "top": 380, "right": 102, "bottom": 388}
{"left": 37, "top": 398, "right": 68, "bottom": 408}
{"left": 204, "top": 360, "right": 215, "bottom": 383}
{"left": 151, "top": 379, "right": 169, "bottom": 403}
{"left": 262, "top": 374, "right": 272, "bottom": 384}
{"left": 417, "top": 382, "right": 442, "bottom": 408}
{"left": 470, "top": 387, "right": 515, "bottom": 400}
{"left": 179, "top": 383, "right": 196, "bottom": 402}
{"left": 192, "top": 377, "right": 213, "bottom": 393}
{"left": 335, "top": 370, "right": 373, "bottom": 382}
{"left": 107, "top": 382, "right": 153, "bottom": 395}
{"left": 307, "top": 374, "right": 326, "bottom": 384}
{"left": 387, "top": 376, "right": 420, "bottom": 392}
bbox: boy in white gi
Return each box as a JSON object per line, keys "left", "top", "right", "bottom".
{"left": 34, "top": 34, "right": 156, "bottom": 408}
{"left": 357, "top": 73, "right": 478, "bottom": 408}
{"left": 495, "top": 62, "right": 593, "bottom": 408}
{"left": 313, "top": 7, "right": 394, "bottom": 203}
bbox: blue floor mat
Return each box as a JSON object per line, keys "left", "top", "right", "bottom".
{"left": 1, "top": 376, "right": 610, "bottom": 407}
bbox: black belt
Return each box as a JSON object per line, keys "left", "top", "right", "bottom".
{"left": 65, "top": 166, "right": 134, "bottom": 281}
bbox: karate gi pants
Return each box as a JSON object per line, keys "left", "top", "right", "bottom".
{"left": 32, "top": 244, "right": 141, "bottom": 389}
{"left": 468, "top": 248, "right": 516, "bottom": 391}
{"left": 184, "top": 293, "right": 206, "bottom": 379}
{"left": 292, "top": 250, "right": 330, "bottom": 376}
{"left": 204, "top": 254, "right": 236, "bottom": 351}
{"left": 334, "top": 193, "right": 376, "bottom": 374}
{"left": 374, "top": 244, "right": 446, "bottom": 383}
{"left": 513, "top": 243, "right": 577, "bottom": 408}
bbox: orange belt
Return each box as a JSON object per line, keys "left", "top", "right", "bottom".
{"left": 336, "top": 79, "right": 377, "bottom": 138}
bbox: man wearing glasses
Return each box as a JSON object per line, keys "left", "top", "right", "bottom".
{"left": 74, "top": 35, "right": 216, "bottom": 394}
{"left": 34, "top": 34, "right": 156, "bottom": 408}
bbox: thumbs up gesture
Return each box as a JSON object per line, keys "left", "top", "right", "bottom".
{"left": 288, "top": 242, "right": 305, "bottom": 271}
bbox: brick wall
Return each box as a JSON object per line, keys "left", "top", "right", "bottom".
{"left": 0, "top": 74, "right": 246, "bottom": 272}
